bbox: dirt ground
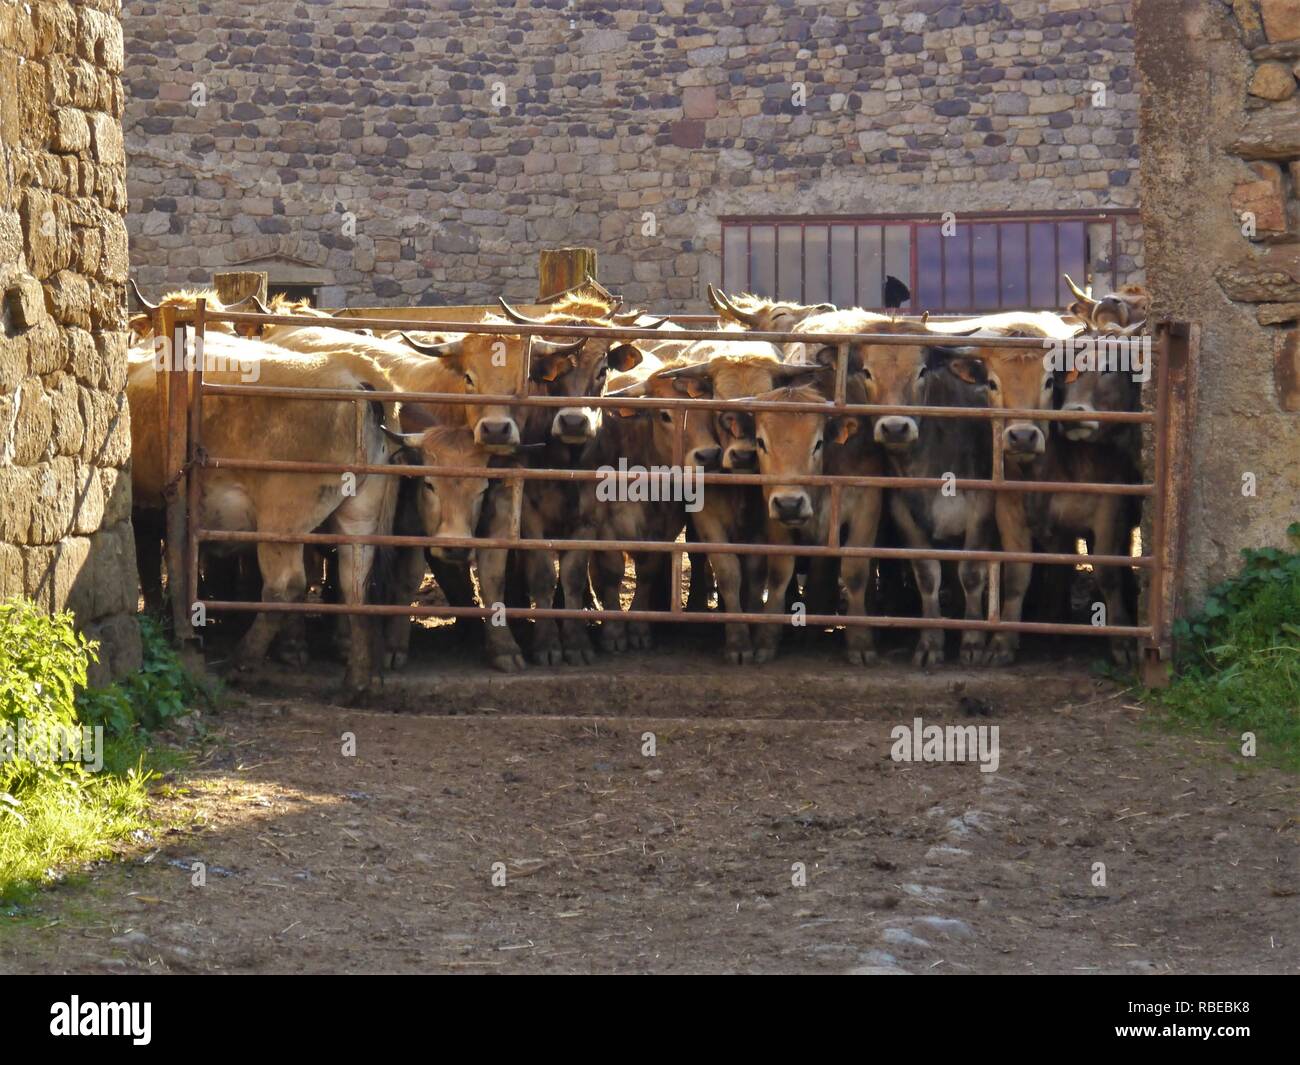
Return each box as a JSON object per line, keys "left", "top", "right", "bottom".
{"left": 0, "top": 629, "right": 1296, "bottom": 975}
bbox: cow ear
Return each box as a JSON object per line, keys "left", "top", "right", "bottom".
{"left": 946, "top": 356, "right": 987, "bottom": 385}
{"left": 674, "top": 376, "right": 713, "bottom": 398}
{"left": 610, "top": 406, "right": 645, "bottom": 419}
{"left": 717, "top": 411, "right": 750, "bottom": 439}
{"left": 530, "top": 353, "right": 575, "bottom": 382}
{"left": 829, "top": 416, "right": 859, "bottom": 445}
{"left": 607, "top": 343, "right": 643, "bottom": 373}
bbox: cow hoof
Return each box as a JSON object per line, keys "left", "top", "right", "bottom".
{"left": 959, "top": 646, "right": 984, "bottom": 667}
{"left": 275, "top": 644, "right": 309, "bottom": 668}
{"left": 844, "top": 649, "right": 878, "bottom": 667}
{"left": 600, "top": 635, "right": 628, "bottom": 653}
{"left": 563, "top": 647, "right": 597, "bottom": 665}
{"left": 752, "top": 647, "right": 775, "bottom": 664}
{"left": 1109, "top": 642, "right": 1137, "bottom": 669}
{"left": 532, "top": 648, "right": 563, "bottom": 666}
{"left": 986, "top": 649, "right": 1016, "bottom": 667}
{"left": 628, "top": 631, "right": 653, "bottom": 650}
{"left": 912, "top": 645, "right": 946, "bottom": 668}
{"left": 386, "top": 650, "right": 409, "bottom": 671}
{"left": 490, "top": 652, "right": 526, "bottom": 673}
{"left": 724, "top": 649, "right": 751, "bottom": 665}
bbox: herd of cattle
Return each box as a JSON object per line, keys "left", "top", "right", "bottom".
{"left": 125, "top": 277, "right": 1152, "bottom": 691}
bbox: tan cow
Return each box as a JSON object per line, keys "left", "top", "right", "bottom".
{"left": 126, "top": 330, "right": 401, "bottom": 693}
{"left": 1063, "top": 276, "right": 1150, "bottom": 335}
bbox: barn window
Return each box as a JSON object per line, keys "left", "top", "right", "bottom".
{"left": 269, "top": 283, "right": 319, "bottom": 306}
{"left": 720, "top": 211, "right": 1134, "bottom": 313}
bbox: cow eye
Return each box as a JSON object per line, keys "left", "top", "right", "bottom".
{"left": 658, "top": 410, "right": 673, "bottom": 424}
{"left": 813, "top": 438, "right": 824, "bottom": 452}
{"left": 757, "top": 437, "right": 768, "bottom": 453}
{"left": 988, "top": 380, "right": 999, "bottom": 391}
{"left": 463, "top": 373, "right": 475, "bottom": 389}
{"left": 423, "top": 480, "right": 436, "bottom": 493}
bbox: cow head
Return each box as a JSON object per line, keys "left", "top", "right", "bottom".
{"left": 494, "top": 297, "right": 646, "bottom": 447}
{"left": 384, "top": 425, "right": 494, "bottom": 563}
{"left": 752, "top": 381, "right": 858, "bottom": 528}
{"left": 656, "top": 354, "right": 820, "bottom": 472}
{"left": 608, "top": 364, "right": 728, "bottom": 470}
{"left": 401, "top": 328, "right": 589, "bottom": 452}
{"left": 1064, "top": 276, "right": 1150, "bottom": 336}
{"left": 707, "top": 284, "right": 836, "bottom": 333}
{"left": 1056, "top": 363, "right": 1141, "bottom": 444}
{"left": 942, "top": 336, "right": 1056, "bottom": 461}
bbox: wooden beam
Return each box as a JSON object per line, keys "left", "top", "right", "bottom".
{"left": 538, "top": 248, "right": 597, "bottom": 302}
{"left": 213, "top": 270, "right": 268, "bottom": 305}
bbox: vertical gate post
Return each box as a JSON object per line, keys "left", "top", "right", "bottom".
{"left": 160, "top": 304, "right": 195, "bottom": 646}
{"left": 213, "top": 270, "right": 268, "bottom": 307}
{"left": 538, "top": 248, "right": 597, "bottom": 302}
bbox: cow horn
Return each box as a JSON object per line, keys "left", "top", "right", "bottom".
{"left": 610, "top": 309, "right": 645, "bottom": 325}
{"left": 656, "top": 362, "right": 714, "bottom": 380}
{"left": 381, "top": 425, "right": 425, "bottom": 449}
{"left": 129, "top": 278, "right": 159, "bottom": 312}
{"left": 229, "top": 293, "right": 270, "bottom": 316}
{"left": 533, "top": 337, "right": 586, "bottom": 357}
{"left": 497, "top": 297, "right": 547, "bottom": 325}
{"left": 401, "top": 332, "right": 463, "bottom": 358}
{"left": 708, "top": 285, "right": 761, "bottom": 328}
{"left": 1063, "top": 274, "right": 1095, "bottom": 304}
{"left": 606, "top": 379, "right": 648, "bottom": 398}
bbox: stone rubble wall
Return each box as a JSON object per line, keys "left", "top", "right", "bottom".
{"left": 0, "top": 0, "right": 141, "bottom": 683}
{"left": 1136, "top": 0, "right": 1300, "bottom": 604}
{"left": 122, "top": 0, "right": 1142, "bottom": 309}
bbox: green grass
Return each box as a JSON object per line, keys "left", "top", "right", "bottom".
{"left": 1154, "top": 523, "right": 1300, "bottom": 771}
{"left": 0, "top": 604, "right": 207, "bottom": 910}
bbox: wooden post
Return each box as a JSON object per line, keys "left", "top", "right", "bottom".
{"left": 213, "top": 271, "right": 268, "bottom": 305}
{"left": 160, "top": 305, "right": 195, "bottom": 644}
{"left": 538, "top": 248, "right": 597, "bottom": 302}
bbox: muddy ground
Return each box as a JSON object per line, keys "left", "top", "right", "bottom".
{"left": 0, "top": 627, "right": 1296, "bottom": 975}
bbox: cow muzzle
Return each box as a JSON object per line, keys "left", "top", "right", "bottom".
{"left": 475, "top": 416, "right": 521, "bottom": 452}
{"left": 1003, "top": 423, "right": 1045, "bottom": 455}
{"left": 724, "top": 444, "right": 758, "bottom": 471}
{"left": 687, "top": 445, "right": 722, "bottom": 470}
{"left": 770, "top": 490, "right": 813, "bottom": 527}
{"left": 1061, "top": 404, "right": 1100, "bottom": 441}
{"left": 552, "top": 407, "right": 596, "bottom": 444}
{"left": 431, "top": 544, "right": 472, "bottom": 564}
{"left": 874, "top": 415, "right": 919, "bottom": 450}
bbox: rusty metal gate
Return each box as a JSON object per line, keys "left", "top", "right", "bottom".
{"left": 150, "top": 302, "right": 1194, "bottom": 687}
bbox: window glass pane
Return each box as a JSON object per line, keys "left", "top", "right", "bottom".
{"left": 857, "top": 225, "right": 882, "bottom": 309}
{"left": 915, "top": 226, "right": 942, "bottom": 310}
{"left": 883, "top": 225, "right": 911, "bottom": 309}
{"left": 999, "top": 222, "right": 1028, "bottom": 307}
{"left": 777, "top": 226, "right": 803, "bottom": 301}
{"left": 1057, "top": 221, "right": 1086, "bottom": 305}
{"left": 1028, "top": 221, "right": 1057, "bottom": 308}
{"left": 804, "top": 227, "right": 829, "bottom": 304}
{"left": 749, "top": 226, "right": 776, "bottom": 298}
{"left": 943, "top": 225, "right": 972, "bottom": 311}
{"left": 723, "top": 227, "right": 749, "bottom": 294}
{"left": 972, "top": 223, "right": 999, "bottom": 310}
{"left": 830, "top": 225, "right": 855, "bottom": 308}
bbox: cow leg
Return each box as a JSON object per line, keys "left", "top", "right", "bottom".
{"left": 382, "top": 546, "right": 427, "bottom": 670}
{"left": 685, "top": 552, "right": 713, "bottom": 611}
{"left": 754, "top": 551, "right": 796, "bottom": 663}
{"left": 429, "top": 555, "right": 480, "bottom": 646}
{"left": 841, "top": 489, "right": 882, "bottom": 665}
{"left": 594, "top": 550, "right": 629, "bottom": 652}
{"left": 133, "top": 508, "right": 165, "bottom": 613}
{"left": 558, "top": 548, "right": 596, "bottom": 665}
{"left": 525, "top": 550, "right": 563, "bottom": 666}
{"left": 477, "top": 546, "right": 526, "bottom": 672}
{"left": 957, "top": 559, "right": 989, "bottom": 664}
{"left": 892, "top": 500, "right": 945, "bottom": 666}
{"left": 236, "top": 543, "right": 306, "bottom": 668}
{"left": 989, "top": 496, "right": 1032, "bottom": 666}
{"left": 627, "top": 550, "right": 666, "bottom": 650}
{"left": 710, "top": 552, "right": 754, "bottom": 663}
{"left": 1091, "top": 500, "right": 1137, "bottom": 668}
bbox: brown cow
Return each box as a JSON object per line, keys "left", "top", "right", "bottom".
{"left": 126, "top": 330, "right": 401, "bottom": 693}
{"left": 1064, "top": 275, "right": 1150, "bottom": 335}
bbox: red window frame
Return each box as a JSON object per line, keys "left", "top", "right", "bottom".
{"left": 719, "top": 210, "right": 1138, "bottom": 314}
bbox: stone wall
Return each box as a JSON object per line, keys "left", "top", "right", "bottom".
{"left": 122, "top": 0, "right": 1142, "bottom": 309}
{"left": 1135, "top": 0, "right": 1300, "bottom": 605}
{"left": 0, "top": 0, "right": 140, "bottom": 682}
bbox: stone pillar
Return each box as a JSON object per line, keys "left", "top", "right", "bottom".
{"left": 0, "top": 0, "right": 141, "bottom": 683}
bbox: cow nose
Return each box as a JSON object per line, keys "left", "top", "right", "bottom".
{"left": 726, "top": 446, "right": 757, "bottom": 470}
{"left": 476, "top": 417, "right": 519, "bottom": 448}
{"left": 771, "top": 492, "right": 809, "bottom": 525}
{"left": 439, "top": 546, "right": 471, "bottom": 564}
{"left": 689, "top": 446, "right": 721, "bottom": 469}
{"left": 1004, "top": 424, "right": 1044, "bottom": 454}
{"left": 875, "top": 415, "right": 917, "bottom": 447}
{"left": 557, "top": 411, "right": 590, "bottom": 436}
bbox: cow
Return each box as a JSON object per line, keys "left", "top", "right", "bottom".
{"left": 1063, "top": 276, "right": 1150, "bottom": 335}
{"left": 552, "top": 358, "right": 728, "bottom": 657}
{"left": 940, "top": 315, "right": 1142, "bottom": 666}
{"left": 706, "top": 284, "right": 836, "bottom": 344}
{"left": 747, "top": 376, "right": 884, "bottom": 664}
{"left": 469, "top": 296, "right": 649, "bottom": 670}
{"left": 126, "top": 329, "right": 401, "bottom": 694}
